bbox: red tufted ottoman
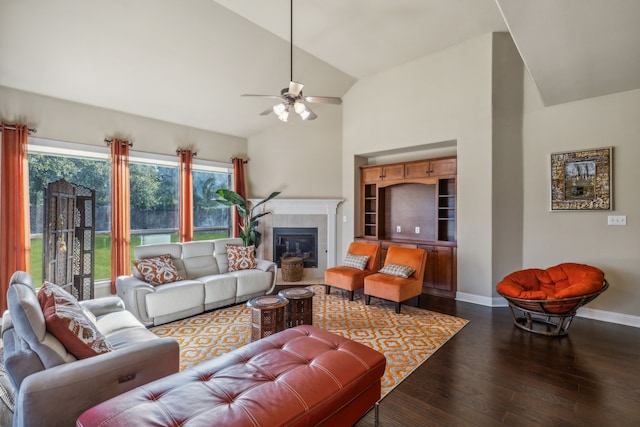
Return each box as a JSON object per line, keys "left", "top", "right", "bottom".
{"left": 76, "top": 325, "right": 386, "bottom": 427}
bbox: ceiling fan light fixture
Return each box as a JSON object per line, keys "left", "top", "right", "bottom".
{"left": 273, "top": 103, "right": 287, "bottom": 115}
{"left": 294, "top": 100, "right": 307, "bottom": 114}
{"left": 277, "top": 109, "right": 290, "bottom": 122}
{"left": 299, "top": 109, "right": 311, "bottom": 120}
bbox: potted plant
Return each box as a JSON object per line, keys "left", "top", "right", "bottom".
{"left": 214, "top": 189, "right": 280, "bottom": 249}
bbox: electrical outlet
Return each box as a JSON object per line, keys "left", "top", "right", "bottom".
{"left": 607, "top": 215, "right": 627, "bottom": 225}
{"left": 343, "top": 215, "right": 347, "bottom": 223}
{"left": 396, "top": 225, "right": 401, "bottom": 233}
{"left": 415, "top": 226, "right": 420, "bottom": 234}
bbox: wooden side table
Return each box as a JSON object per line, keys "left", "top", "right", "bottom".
{"left": 247, "top": 295, "right": 289, "bottom": 341}
{"left": 278, "top": 287, "right": 315, "bottom": 328}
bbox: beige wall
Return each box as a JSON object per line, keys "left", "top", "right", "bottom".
{"left": 341, "top": 32, "right": 640, "bottom": 324}
{"left": 342, "top": 34, "right": 498, "bottom": 301}
{"left": 246, "top": 106, "right": 343, "bottom": 199}
{"left": 522, "top": 80, "right": 640, "bottom": 320}
{"left": 0, "top": 85, "right": 245, "bottom": 162}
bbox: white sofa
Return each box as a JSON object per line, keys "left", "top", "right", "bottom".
{"left": 116, "top": 238, "right": 277, "bottom": 327}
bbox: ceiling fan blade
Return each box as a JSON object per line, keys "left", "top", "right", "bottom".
{"left": 301, "top": 107, "right": 317, "bottom": 121}
{"left": 241, "top": 94, "right": 282, "bottom": 99}
{"left": 259, "top": 107, "right": 274, "bottom": 116}
{"left": 304, "top": 96, "right": 342, "bottom": 105}
{"left": 289, "top": 81, "right": 304, "bottom": 97}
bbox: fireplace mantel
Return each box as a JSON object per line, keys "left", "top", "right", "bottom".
{"left": 250, "top": 199, "right": 343, "bottom": 270}
{"left": 249, "top": 199, "right": 343, "bottom": 216}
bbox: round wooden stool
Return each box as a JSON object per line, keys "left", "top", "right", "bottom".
{"left": 246, "top": 295, "right": 289, "bottom": 341}
{"left": 278, "top": 287, "right": 315, "bottom": 328}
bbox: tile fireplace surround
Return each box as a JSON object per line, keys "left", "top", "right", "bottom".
{"left": 250, "top": 199, "right": 343, "bottom": 282}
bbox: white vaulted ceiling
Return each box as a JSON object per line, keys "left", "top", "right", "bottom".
{"left": 0, "top": 1, "right": 638, "bottom": 138}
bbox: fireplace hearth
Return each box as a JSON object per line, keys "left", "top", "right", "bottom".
{"left": 273, "top": 227, "right": 318, "bottom": 268}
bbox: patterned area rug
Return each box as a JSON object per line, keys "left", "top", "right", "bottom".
{"left": 151, "top": 285, "right": 468, "bottom": 397}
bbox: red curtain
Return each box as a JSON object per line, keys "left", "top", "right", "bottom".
{"left": 178, "top": 149, "right": 194, "bottom": 242}
{"left": 232, "top": 157, "right": 247, "bottom": 238}
{"left": 110, "top": 139, "right": 131, "bottom": 294}
{"left": 0, "top": 124, "right": 31, "bottom": 312}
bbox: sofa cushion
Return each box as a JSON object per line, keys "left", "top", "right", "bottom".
{"left": 226, "top": 245, "right": 257, "bottom": 272}
{"left": 181, "top": 241, "right": 219, "bottom": 279}
{"left": 229, "top": 269, "right": 274, "bottom": 299}
{"left": 37, "top": 282, "right": 113, "bottom": 359}
{"left": 134, "top": 243, "right": 187, "bottom": 279}
{"left": 343, "top": 253, "right": 369, "bottom": 270}
{"left": 379, "top": 263, "right": 416, "bottom": 279}
{"left": 201, "top": 275, "right": 238, "bottom": 308}
{"left": 133, "top": 254, "right": 183, "bottom": 285}
{"left": 213, "top": 238, "right": 244, "bottom": 273}
{"left": 144, "top": 280, "right": 204, "bottom": 319}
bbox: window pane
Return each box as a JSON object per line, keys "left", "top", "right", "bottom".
{"left": 130, "top": 162, "right": 179, "bottom": 248}
{"left": 28, "top": 152, "right": 111, "bottom": 284}
{"left": 193, "top": 169, "right": 231, "bottom": 240}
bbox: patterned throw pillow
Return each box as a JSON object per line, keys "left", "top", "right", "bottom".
{"left": 379, "top": 263, "right": 416, "bottom": 278}
{"left": 226, "top": 245, "right": 257, "bottom": 272}
{"left": 37, "top": 281, "right": 113, "bottom": 359}
{"left": 343, "top": 253, "right": 369, "bottom": 270}
{"left": 133, "top": 254, "right": 183, "bottom": 285}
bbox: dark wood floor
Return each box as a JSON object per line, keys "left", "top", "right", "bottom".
{"left": 352, "top": 293, "right": 640, "bottom": 427}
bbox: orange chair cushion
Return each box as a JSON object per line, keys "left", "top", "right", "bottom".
{"left": 364, "top": 246, "right": 427, "bottom": 303}
{"left": 324, "top": 242, "right": 380, "bottom": 292}
{"left": 364, "top": 273, "right": 423, "bottom": 302}
{"left": 324, "top": 267, "right": 374, "bottom": 291}
{"left": 496, "top": 263, "right": 605, "bottom": 300}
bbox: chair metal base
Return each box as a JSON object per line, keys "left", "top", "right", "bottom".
{"left": 501, "top": 280, "right": 609, "bottom": 337}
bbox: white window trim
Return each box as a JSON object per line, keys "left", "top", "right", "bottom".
{"left": 29, "top": 137, "right": 233, "bottom": 172}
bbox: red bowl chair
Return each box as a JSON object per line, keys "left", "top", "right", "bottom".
{"left": 324, "top": 242, "right": 381, "bottom": 301}
{"left": 496, "top": 262, "right": 608, "bottom": 336}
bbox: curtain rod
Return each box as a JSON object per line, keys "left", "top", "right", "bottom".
{"left": 176, "top": 149, "right": 198, "bottom": 156}
{"left": 0, "top": 125, "right": 37, "bottom": 135}
{"left": 104, "top": 138, "right": 132, "bottom": 146}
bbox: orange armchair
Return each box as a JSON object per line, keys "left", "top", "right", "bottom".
{"left": 364, "top": 246, "right": 427, "bottom": 314}
{"left": 496, "top": 263, "right": 608, "bottom": 336}
{"left": 324, "top": 242, "right": 381, "bottom": 301}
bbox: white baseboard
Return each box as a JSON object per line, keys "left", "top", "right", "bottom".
{"left": 456, "top": 292, "right": 508, "bottom": 307}
{"left": 456, "top": 291, "right": 640, "bottom": 328}
{"left": 576, "top": 307, "right": 640, "bottom": 328}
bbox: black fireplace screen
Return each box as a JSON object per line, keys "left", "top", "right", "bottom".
{"left": 273, "top": 227, "right": 318, "bottom": 268}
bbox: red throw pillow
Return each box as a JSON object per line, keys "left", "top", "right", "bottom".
{"left": 226, "top": 245, "right": 257, "bottom": 271}
{"left": 37, "top": 281, "right": 113, "bottom": 359}
{"left": 133, "top": 254, "right": 183, "bottom": 285}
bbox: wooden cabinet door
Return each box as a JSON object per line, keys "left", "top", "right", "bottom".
{"left": 362, "top": 166, "right": 383, "bottom": 183}
{"left": 430, "top": 158, "right": 457, "bottom": 176}
{"left": 432, "top": 246, "right": 453, "bottom": 291}
{"left": 381, "top": 164, "right": 404, "bottom": 181}
{"left": 404, "top": 160, "right": 431, "bottom": 179}
{"left": 420, "top": 245, "right": 455, "bottom": 296}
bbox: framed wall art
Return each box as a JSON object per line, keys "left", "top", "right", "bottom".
{"left": 550, "top": 147, "right": 612, "bottom": 211}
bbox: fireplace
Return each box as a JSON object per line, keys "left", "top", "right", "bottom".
{"left": 273, "top": 227, "right": 318, "bottom": 268}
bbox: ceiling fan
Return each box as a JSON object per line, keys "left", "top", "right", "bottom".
{"left": 241, "top": 0, "right": 342, "bottom": 122}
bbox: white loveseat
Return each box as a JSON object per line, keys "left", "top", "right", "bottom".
{"left": 116, "top": 238, "right": 277, "bottom": 326}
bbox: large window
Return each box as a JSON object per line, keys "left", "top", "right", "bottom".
{"left": 193, "top": 163, "right": 232, "bottom": 241}
{"left": 28, "top": 139, "right": 232, "bottom": 284}
{"left": 28, "top": 140, "right": 111, "bottom": 285}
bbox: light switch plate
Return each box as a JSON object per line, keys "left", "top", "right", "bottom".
{"left": 607, "top": 215, "right": 627, "bottom": 225}
{"left": 396, "top": 225, "right": 401, "bottom": 232}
